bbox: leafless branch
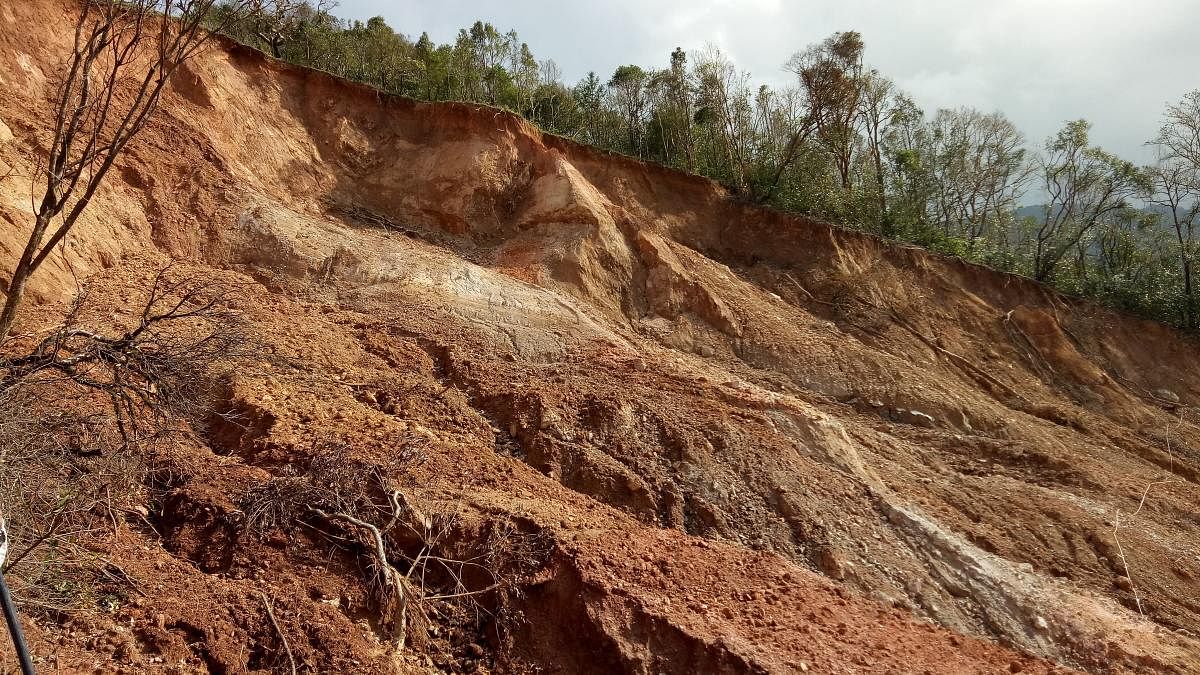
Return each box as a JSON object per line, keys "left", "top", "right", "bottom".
{"left": 260, "top": 592, "right": 297, "bottom": 675}
{"left": 0, "top": 0, "right": 278, "bottom": 341}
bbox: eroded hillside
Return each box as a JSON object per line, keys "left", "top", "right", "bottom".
{"left": 0, "top": 1, "right": 1198, "bottom": 672}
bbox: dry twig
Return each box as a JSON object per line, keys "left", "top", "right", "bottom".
{"left": 1111, "top": 410, "right": 1189, "bottom": 616}
{"left": 260, "top": 592, "right": 297, "bottom": 675}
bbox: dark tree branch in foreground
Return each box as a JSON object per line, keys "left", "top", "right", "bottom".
{"left": 0, "top": 268, "right": 249, "bottom": 441}
{"left": 0, "top": 0, "right": 275, "bottom": 342}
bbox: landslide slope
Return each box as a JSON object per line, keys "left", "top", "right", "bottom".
{"left": 1, "top": 1, "right": 1199, "bottom": 672}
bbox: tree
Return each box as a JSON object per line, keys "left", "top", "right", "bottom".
{"left": 881, "top": 94, "right": 933, "bottom": 236}
{"left": 457, "top": 21, "right": 515, "bottom": 104}
{"left": 665, "top": 47, "right": 696, "bottom": 170}
{"left": 858, "top": 70, "right": 899, "bottom": 232}
{"left": 0, "top": 0, "right": 268, "bottom": 342}
{"left": 787, "top": 31, "right": 865, "bottom": 192}
{"left": 608, "top": 65, "right": 649, "bottom": 155}
{"left": 571, "top": 72, "right": 619, "bottom": 147}
{"left": 1151, "top": 91, "right": 1200, "bottom": 329}
{"left": 237, "top": 0, "right": 335, "bottom": 59}
{"left": 754, "top": 85, "right": 813, "bottom": 206}
{"left": 511, "top": 42, "right": 540, "bottom": 112}
{"left": 1032, "top": 120, "right": 1147, "bottom": 282}
{"left": 926, "top": 108, "right": 1030, "bottom": 248}
{"left": 693, "top": 46, "right": 756, "bottom": 192}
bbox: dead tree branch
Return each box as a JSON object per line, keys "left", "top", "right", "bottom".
{"left": 260, "top": 592, "right": 297, "bottom": 675}
{"left": 0, "top": 269, "right": 249, "bottom": 441}
{"left": 0, "top": 0, "right": 277, "bottom": 341}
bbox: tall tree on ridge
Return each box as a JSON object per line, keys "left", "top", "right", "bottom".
{"left": 787, "top": 31, "right": 865, "bottom": 192}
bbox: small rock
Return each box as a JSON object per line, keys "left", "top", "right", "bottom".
{"left": 1034, "top": 615, "right": 1048, "bottom": 631}
{"left": 0, "top": 118, "right": 12, "bottom": 144}
{"left": 907, "top": 410, "right": 937, "bottom": 428}
{"left": 1009, "top": 661, "right": 1024, "bottom": 673}
{"left": 1153, "top": 388, "right": 1180, "bottom": 404}
{"left": 798, "top": 662, "right": 809, "bottom": 672}
{"left": 817, "top": 547, "right": 848, "bottom": 581}
{"left": 1114, "top": 575, "right": 1134, "bottom": 592}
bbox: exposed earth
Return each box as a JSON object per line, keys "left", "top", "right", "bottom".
{"left": 0, "top": 1, "right": 1198, "bottom": 673}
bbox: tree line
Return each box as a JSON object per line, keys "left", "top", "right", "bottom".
{"left": 209, "top": 3, "right": 1200, "bottom": 331}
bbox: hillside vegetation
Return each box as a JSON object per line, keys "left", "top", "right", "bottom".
{"left": 211, "top": 2, "right": 1200, "bottom": 331}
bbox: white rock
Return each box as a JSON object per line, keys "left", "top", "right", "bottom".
{"left": 1154, "top": 388, "right": 1180, "bottom": 404}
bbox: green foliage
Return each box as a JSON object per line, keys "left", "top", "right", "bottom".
{"left": 209, "top": 6, "right": 1200, "bottom": 332}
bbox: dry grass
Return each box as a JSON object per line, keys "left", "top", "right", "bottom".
{"left": 0, "top": 271, "right": 253, "bottom": 617}
{"left": 0, "top": 380, "right": 146, "bottom": 617}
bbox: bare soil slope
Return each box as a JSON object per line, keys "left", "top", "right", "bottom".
{"left": 0, "top": 1, "right": 1198, "bottom": 672}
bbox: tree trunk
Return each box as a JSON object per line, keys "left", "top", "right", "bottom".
{"left": 0, "top": 268, "right": 29, "bottom": 343}
{"left": 1182, "top": 254, "right": 1195, "bottom": 329}
{"left": 0, "top": 211, "right": 53, "bottom": 343}
{"left": 872, "top": 141, "right": 887, "bottom": 234}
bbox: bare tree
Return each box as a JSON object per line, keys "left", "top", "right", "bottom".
{"left": 608, "top": 64, "right": 650, "bottom": 156}
{"left": 232, "top": 0, "right": 334, "bottom": 59}
{"left": 752, "top": 84, "right": 819, "bottom": 206}
{"left": 0, "top": 0, "right": 268, "bottom": 342}
{"left": 858, "top": 70, "right": 899, "bottom": 230}
{"left": 538, "top": 58, "right": 562, "bottom": 87}
{"left": 926, "top": 108, "right": 1031, "bottom": 247}
{"left": 0, "top": 269, "right": 248, "bottom": 439}
{"left": 693, "top": 46, "right": 755, "bottom": 193}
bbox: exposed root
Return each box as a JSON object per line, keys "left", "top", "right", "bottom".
{"left": 306, "top": 490, "right": 504, "bottom": 655}
{"left": 782, "top": 272, "right": 835, "bottom": 307}
{"left": 310, "top": 507, "right": 414, "bottom": 651}
{"left": 1112, "top": 411, "right": 1189, "bottom": 617}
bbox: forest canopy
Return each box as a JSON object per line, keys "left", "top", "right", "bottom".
{"left": 208, "top": 2, "right": 1200, "bottom": 332}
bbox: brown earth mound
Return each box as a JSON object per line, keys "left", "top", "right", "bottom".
{"left": 0, "top": 1, "right": 1198, "bottom": 672}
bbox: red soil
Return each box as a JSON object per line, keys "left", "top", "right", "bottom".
{"left": 0, "top": 1, "right": 1197, "bottom": 672}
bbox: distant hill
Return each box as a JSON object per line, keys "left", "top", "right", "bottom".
{"left": 1014, "top": 202, "right": 1176, "bottom": 222}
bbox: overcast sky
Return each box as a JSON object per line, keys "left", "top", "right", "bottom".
{"left": 336, "top": 0, "right": 1200, "bottom": 165}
